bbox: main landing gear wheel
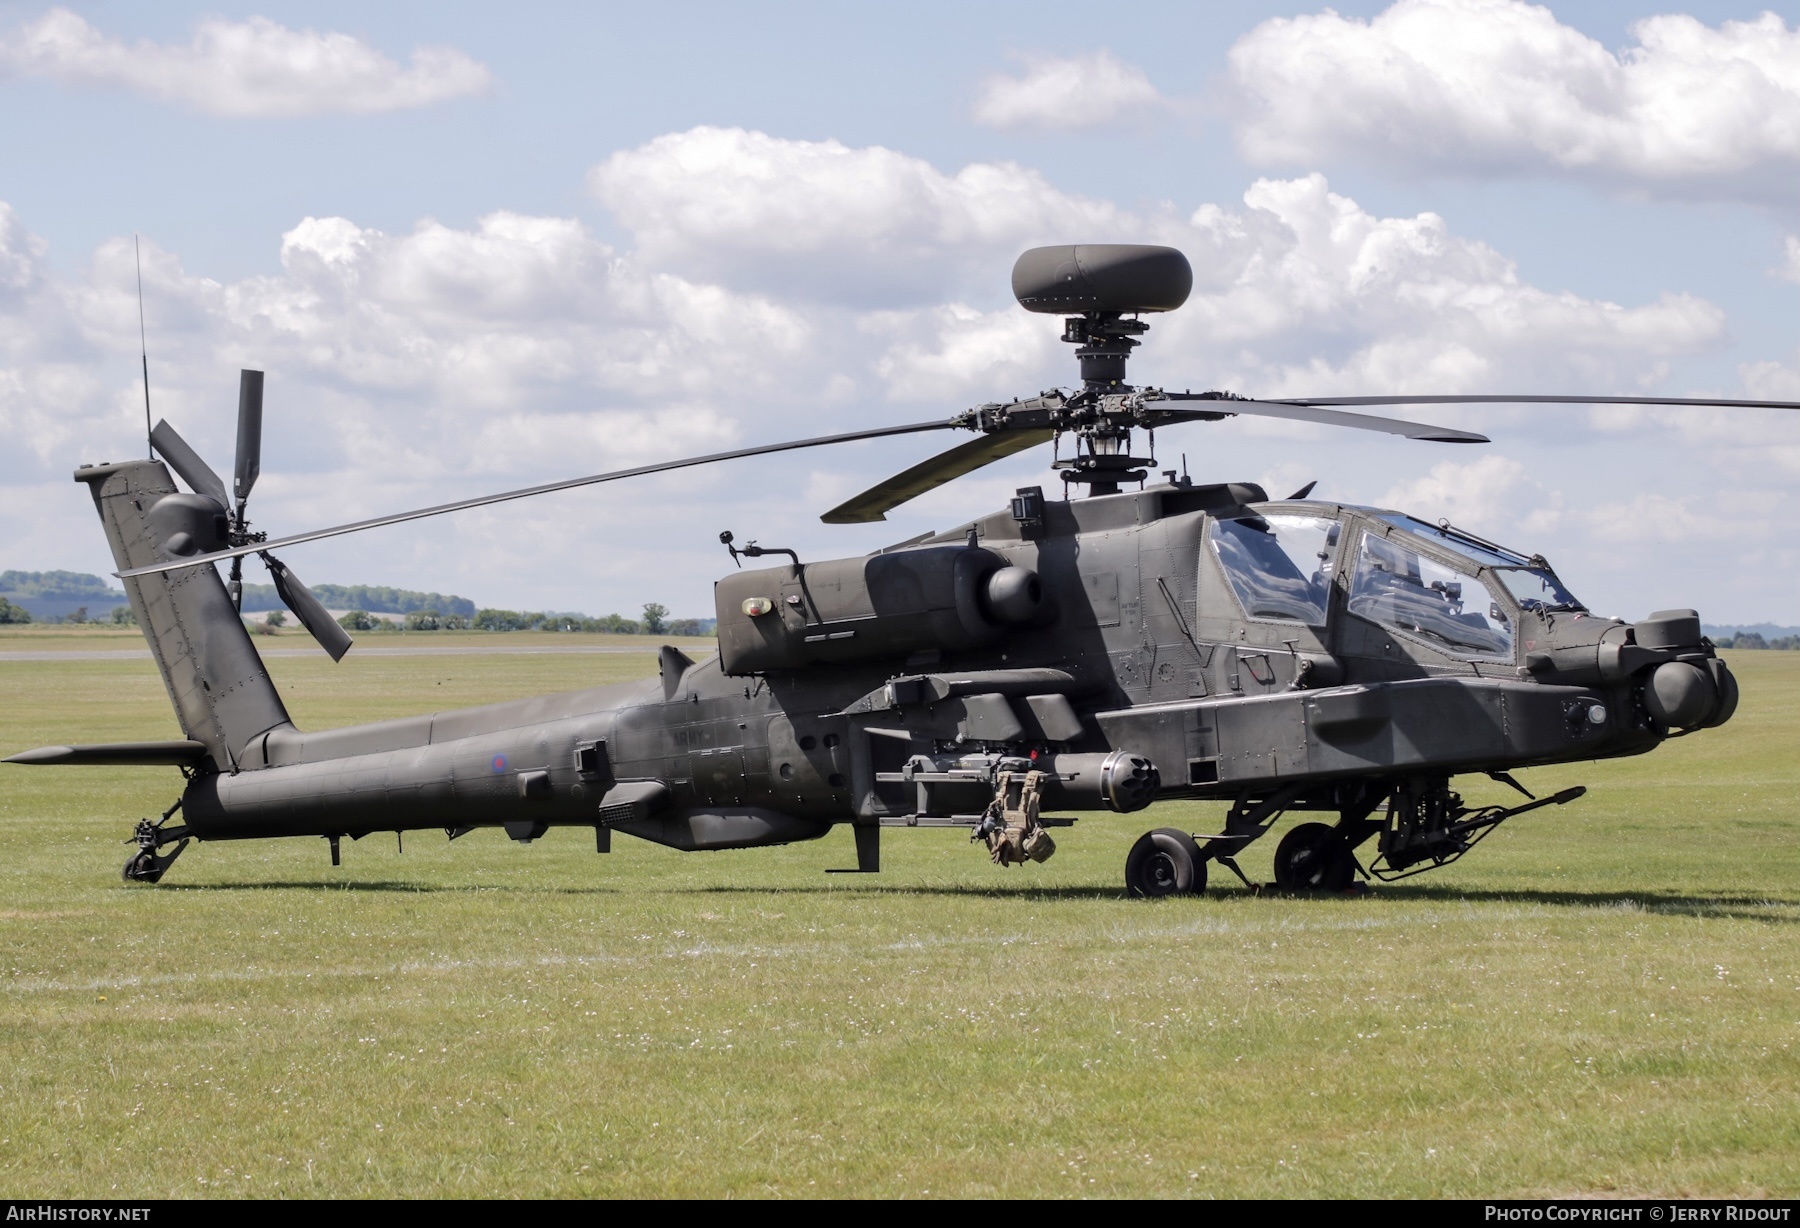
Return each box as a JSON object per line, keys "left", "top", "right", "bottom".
{"left": 1272, "top": 822, "right": 1356, "bottom": 892}
{"left": 1125, "top": 828, "right": 1206, "bottom": 898}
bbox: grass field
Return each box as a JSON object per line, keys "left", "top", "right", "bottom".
{"left": 1, "top": 632, "right": 1796, "bottom": 1198}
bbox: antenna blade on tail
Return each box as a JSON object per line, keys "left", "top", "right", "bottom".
{"left": 263, "top": 553, "right": 353, "bottom": 662}
{"left": 234, "top": 370, "right": 263, "bottom": 504}
{"left": 148, "top": 420, "right": 230, "bottom": 507}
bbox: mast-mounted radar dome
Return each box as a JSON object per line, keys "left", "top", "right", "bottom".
{"left": 1011, "top": 244, "right": 1192, "bottom": 391}
{"left": 1011, "top": 245, "right": 1192, "bottom": 315}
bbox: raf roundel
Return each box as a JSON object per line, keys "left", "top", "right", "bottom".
{"left": 491, "top": 754, "right": 508, "bottom": 775}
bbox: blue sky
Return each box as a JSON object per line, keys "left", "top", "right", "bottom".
{"left": 1, "top": 0, "right": 1797, "bottom": 623}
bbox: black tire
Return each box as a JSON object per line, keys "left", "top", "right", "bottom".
{"left": 1125, "top": 828, "right": 1207, "bottom": 898}
{"left": 1273, "top": 822, "right": 1355, "bottom": 892}
{"left": 121, "top": 850, "right": 162, "bottom": 884}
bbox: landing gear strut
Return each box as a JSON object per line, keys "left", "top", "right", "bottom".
{"left": 122, "top": 799, "right": 190, "bottom": 884}
{"left": 1369, "top": 779, "right": 1586, "bottom": 881}
{"left": 1121, "top": 776, "right": 1588, "bottom": 898}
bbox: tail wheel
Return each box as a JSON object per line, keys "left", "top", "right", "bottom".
{"left": 1273, "top": 822, "right": 1356, "bottom": 891}
{"left": 1125, "top": 828, "right": 1206, "bottom": 899}
{"left": 122, "top": 849, "right": 165, "bottom": 884}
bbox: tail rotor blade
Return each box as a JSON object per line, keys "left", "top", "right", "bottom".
{"left": 149, "top": 420, "right": 230, "bottom": 508}
{"left": 263, "top": 553, "right": 353, "bottom": 662}
{"left": 233, "top": 370, "right": 263, "bottom": 505}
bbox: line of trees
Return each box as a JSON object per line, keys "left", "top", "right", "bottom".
{"left": 240, "top": 582, "right": 476, "bottom": 618}
{"left": 0, "top": 570, "right": 124, "bottom": 600}
{"left": 0, "top": 601, "right": 138, "bottom": 625}
{"left": 327, "top": 602, "right": 713, "bottom": 636}
{"left": 1715, "top": 632, "right": 1800, "bottom": 650}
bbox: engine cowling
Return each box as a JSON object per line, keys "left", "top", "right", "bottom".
{"left": 715, "top": 545, "right": 1039, "bottom": 675}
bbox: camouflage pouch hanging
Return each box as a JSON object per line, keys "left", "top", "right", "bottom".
{"left": 977, "top": 769, "right": 1057, "bottom": 866}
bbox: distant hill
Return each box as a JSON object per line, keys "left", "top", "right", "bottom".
{"left": 0, "top": 570, "right": 127, "bottom": 621}
{"left": 240, "top": 583, "right": 476, "bottom": 619}
{"left": 1707, "top": 624, "right": 1800, "bottom": 650}
{"left": 0, "top": 571, "right": 476, "bottom": 621}
{"left": 5, "top": 569, "right": 707, "bottom": 631}
{"left": 1705, "top": 624, "right": 1800, "bottom": 639}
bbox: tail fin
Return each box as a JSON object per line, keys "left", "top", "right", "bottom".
{"left": 77, "top": 460, "right": 291, "bottom": 771}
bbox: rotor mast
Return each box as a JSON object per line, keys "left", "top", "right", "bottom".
{"left": 1055, "top": 311, "right": 1157, "bottom": 495}
{"left": 1011, "top": 245, "right": 1192, "bottom": 497}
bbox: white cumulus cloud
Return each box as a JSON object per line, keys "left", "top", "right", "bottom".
{"left": 587, "top": 126, "right": 1136, "bottom": 304}
{"left": 0, "top": 7, "right": 491, "bottom": 117}
{"left": 1228, "top": 0, "right": 1800, "bottom": 193}
{"left": 1774, "top": 235, "right": 1800, "bottom": 285}
{"left": 2, "top": 129, "right": 1791, "bottom": 620}
{"left": 1150, "top": 173, "right": 1723, "bottom": 398}
{"left": 1376, "top": 455, "right": 1560, "bottom": 538}
{"left": 970, "top": 50, "right": 1164, "bottom": 130}
{"left": 589, "top": 130, "right": 1726, "bottom": 403}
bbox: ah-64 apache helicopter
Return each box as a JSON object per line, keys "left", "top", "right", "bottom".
{"left": 9, "top": 245, "right": 1788, "bottom": 896}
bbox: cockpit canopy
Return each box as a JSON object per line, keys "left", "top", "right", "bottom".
{"left": 1379, "top": 516, "right": 1583, "bottom": 614}
{"left": 1207, "top": 506, "right": 1584, "bottom": 662}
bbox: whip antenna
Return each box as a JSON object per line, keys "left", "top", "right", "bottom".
{"left": 135, "top": 235, "right": 152, "bottom": 460}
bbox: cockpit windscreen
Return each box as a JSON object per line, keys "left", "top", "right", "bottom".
{"left": 1380, "top": 515, "right": 1583, "bottom": 612}
{"left": 1492, "top": 567, "right": 1583, "bottom": 613}
{"left": 1210, "top": 514, "right": 1337, "bottom": 625}
{"left": 1348, "top": 531, "right": 1513, "bottom": 658}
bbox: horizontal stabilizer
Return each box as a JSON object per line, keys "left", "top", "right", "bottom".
{"left": 5, "top": 740, "right": 210, "bottom": 766}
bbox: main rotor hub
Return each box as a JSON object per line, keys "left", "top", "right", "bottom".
{"left": 1053, "top": 414, "right": 1157, "bottom": 492}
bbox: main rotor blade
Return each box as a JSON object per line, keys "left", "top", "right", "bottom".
{"left": 234, "top": 369, "right": 263, "bottom": 505}
{"left": 1269, "top": 393, "right": 1800, "bottom": 411}
{"left": 118, "top": 419, "right": 954, "bottom": 579}
{"left": 148, "top": 420, "right": 230, "bottom": 507}
{"left": 1149, "top": 398, "right": 1488, "bottom": 443}
{"left": 820, "top": 428, "right": 1057, "bottom": 524}
{"left": 263, "top": 553, "right": 353, "bottom": 662}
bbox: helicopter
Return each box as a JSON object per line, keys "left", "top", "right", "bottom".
{"left": 7, "top": 243, "right": 1790, "bottom": 896}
